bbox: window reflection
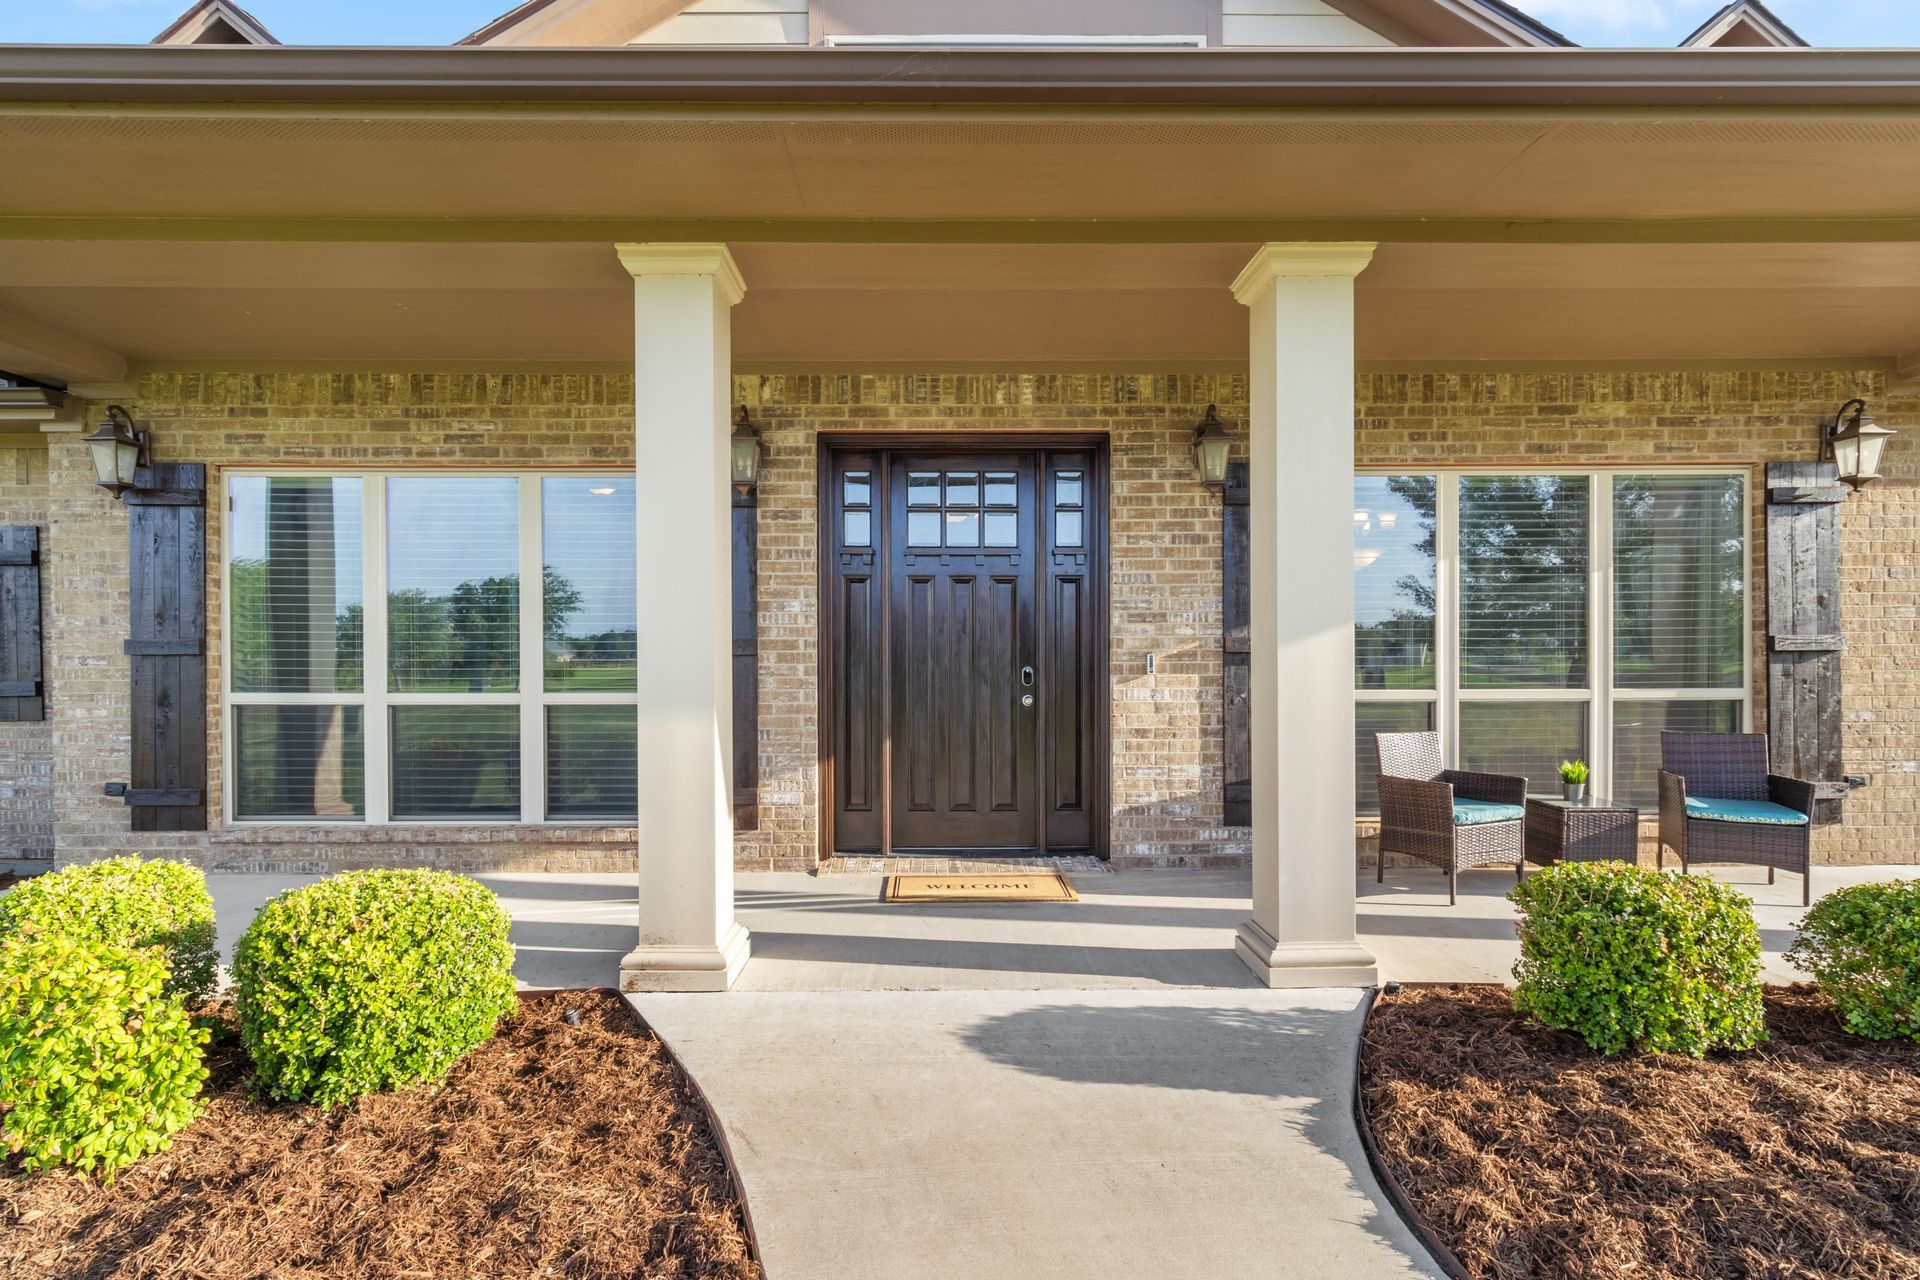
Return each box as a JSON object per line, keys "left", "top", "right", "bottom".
{"left": 1354, "top": 476, "right": 1435, "bottom": 691}
{"left": 229, "top": 477, "right": 364, "bottom": 694}
{"left": 1459, "top": 702, "right": 1588, "bottom": 795}
{"left": 543, "top": 477, "right": 637, "bottom": 692}
{"left": 1460, "top": 476, "right": 1589, "bottom": 689}
{"left": 1614, "top": 475, "right": 1745, "bottom": 689}
{"left": 387, "top": 477, "right": 520, "bottom": 693}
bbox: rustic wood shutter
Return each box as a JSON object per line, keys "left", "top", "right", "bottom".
{"left": 732, "top": 484, "right": 759, "bottom": 832}
{"left": 1765, "top": 460, "right": 1848, "bottom": 824}
{"left": 0, "top": 525, "right": 44, "bottom": 722}
{"left": 1222, "top": 461, "right": 1251, "bottom": 827}
{"left": 123, "top": 464, "right": 208, "bottom": 831}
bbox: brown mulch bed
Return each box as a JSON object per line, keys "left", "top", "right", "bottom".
{"left": 1361, "top": 985, "right": 1920, "bottom": 1280}
{"left": 1, "top": 990, "right": 761, "bottom": 1280}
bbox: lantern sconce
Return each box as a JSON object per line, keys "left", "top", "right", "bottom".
{"left": 1192, "top": 404, "right": 1232, "bottom": 493}
{"left": 82, "top": 405, "right": 149, "bottom": 501}
{"left": 730, "top": 405, "right": 764, "bottom": 496}
{"left": 1822, "top": 398, "right": 1897, "bottom": 492}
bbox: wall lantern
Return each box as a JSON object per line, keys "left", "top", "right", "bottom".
{"left": 1192, "top": 404, "right": 1232, "bottom": 493}
{"left": 82, "top": 405, "right": 148, "bottom": 500}
{"left": 730, "top": 405, "right": 764, "bottom": 496}
{"left": 1823, "top": 398, "right": 1897, "bottom": 491}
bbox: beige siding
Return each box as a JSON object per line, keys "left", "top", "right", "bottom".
{"left": 1221, "top": 0, "right": 1393, "bottom": 45}
{"left": 633, "top": 0, "right": 807, "bottom": 44}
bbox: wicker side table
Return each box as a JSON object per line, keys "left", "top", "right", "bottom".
{"left": 1525, "top": 796, "right": 1641, "bottom": 868}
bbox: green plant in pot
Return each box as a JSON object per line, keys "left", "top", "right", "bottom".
{"left": 1558, "top": 759, "right": 1590, "bottom": 802}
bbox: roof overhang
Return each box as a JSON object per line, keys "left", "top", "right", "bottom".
{"left": 2, "top": 45, "right": 1919, "bottom": 108}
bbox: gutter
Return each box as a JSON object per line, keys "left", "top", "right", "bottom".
{"left": 1, "top": 46, "right": 1920, "bottom": 109}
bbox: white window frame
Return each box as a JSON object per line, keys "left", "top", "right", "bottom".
{"left": 1355, "top": 466, "right": 1753, "bottom": 804}
{"left": 222, "top": 469, "right": 638, "bottom": 827}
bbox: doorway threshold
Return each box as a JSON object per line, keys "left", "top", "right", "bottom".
{"left": 818, "top": 852, "right": 1109, "bottom": 876}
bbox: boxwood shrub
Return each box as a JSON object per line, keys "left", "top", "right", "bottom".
{"left": 233, "top": 869, "right": 517, "bottom": 1107}
{"left": 1788, "top": 880, "right": 1920, "bottom": 1042}
{"left": 0, "top": 856, "right": 219, "bottom": 1003}
{"left": 1510, "top": 861, "right": 1765, "bottom": 1057}
{"left": 0, "top": 931, "right": 210, "bottom": 1179}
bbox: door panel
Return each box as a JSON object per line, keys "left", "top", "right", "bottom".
{"left": 825, "top": 441, "right": 1105, "bottom": 856}
{"left": 889, "top": 455, "right": 1038, "bottom": 850}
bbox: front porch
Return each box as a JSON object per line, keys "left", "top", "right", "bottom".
{"left": 203, "top": 862, "right": 1920, "bottom": 992}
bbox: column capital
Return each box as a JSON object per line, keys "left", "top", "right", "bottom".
{"left": 614, "top": 242, "right": 747, "bottom": 305}
{"left": 1230, "top": 242, "right": 1376, "bottom": 306}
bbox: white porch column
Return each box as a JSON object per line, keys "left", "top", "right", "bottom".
{"left": 1231, "top": 243, "right": 1380, "bottom": 989}
{"left": 616, "top": 243, "right": 751, "bottom": 992}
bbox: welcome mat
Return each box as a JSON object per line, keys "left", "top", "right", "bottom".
{"left": 880, "top": 873, "right": 1079, "bottom": 904}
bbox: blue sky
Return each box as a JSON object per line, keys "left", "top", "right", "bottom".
{"left": 6, "top": 0, "right": 1920, "bottom": 47}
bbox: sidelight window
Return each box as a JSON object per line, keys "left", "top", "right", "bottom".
{"left": 226, "top": 472, "right": 639, "bottom": 825}
{"left": 1353, "top": 469, "right": 1749, "bottom": 815}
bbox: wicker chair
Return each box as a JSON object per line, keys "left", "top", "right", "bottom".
{"left": 1374, "top": 731, "right": 1527, "bottom": 906}
{"left": 1657, "top": 731, "right": 1816, "bottom": 906}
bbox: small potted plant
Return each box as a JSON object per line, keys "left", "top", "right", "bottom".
{"left": 1558, "top": 759, "right": 1590, "bottom": 803}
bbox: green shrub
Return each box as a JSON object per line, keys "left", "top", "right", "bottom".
{"left": 233, "top": 869, "right": 517, "bottom": 1107}
{"left": 0, "top": 931, "right": 210, "bottom": 1179}
{"left": 1510, "top": 861, "right": 1765, "bottom": 1057}
{"left": 1789, "top": 880, "right": 1920, "bottom": 1042}
{"left": 0, "top": 856, "right": 219, "bottom": 1003}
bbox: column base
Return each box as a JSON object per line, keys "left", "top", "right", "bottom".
{"left": 1234, "top": 919, "right": 1378, "bottom": 989}
{"left": 619, "top": 921, "right": 752, "bottom": 993}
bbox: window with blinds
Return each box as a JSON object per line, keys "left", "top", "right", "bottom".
{"left": 225, "top": 472, "right": 640, "bottom": 826}
{"left": 1353, "top": 470, "right": 1748, "bottom": 817}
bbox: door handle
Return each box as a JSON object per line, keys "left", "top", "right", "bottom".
{"left": 1021, "top": 665, "right": 1035, "bottom": 687}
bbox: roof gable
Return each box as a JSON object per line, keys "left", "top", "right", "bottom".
{"left": 152, "top": 0, "right": 280, "bottom": 45}
{"left": 1680, "top": 1, "right": 1807, "bottom": 48}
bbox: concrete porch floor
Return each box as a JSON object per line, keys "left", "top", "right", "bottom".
{"left": 202, "top": 861, "right": 1920, "bottom": 993}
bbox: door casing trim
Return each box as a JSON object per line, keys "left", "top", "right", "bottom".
{"left": 814, "top": 430, "right": 1112, "bottom": 863}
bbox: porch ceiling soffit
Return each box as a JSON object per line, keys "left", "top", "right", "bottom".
{"left": 8, "top": 112, "right": 1920, "bottom": 228}
{"left": 4, "top": 241, "right": 1920, "bottom": 368}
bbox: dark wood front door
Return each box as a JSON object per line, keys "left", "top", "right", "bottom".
{"left": 823, "top": 437, "right": 1106, "bottom": 857}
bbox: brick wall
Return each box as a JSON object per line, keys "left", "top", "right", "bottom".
{"left": 0, "top": 440, "right": 51, "bottom": 860}
{"left": 37, "top": 368, "right": 1920, "bottom": 873}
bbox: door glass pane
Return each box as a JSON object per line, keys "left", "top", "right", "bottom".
{"left": 1613, "top": 475, "right": 1745, "bottom": 690}
{"left": 1056, "top": 510, "right": 1083, "bottom": 547}
{"left": 388, "top": 477, "right": 520, "bottom": 693}
{"left": 1613, "top": 699, "right": 1742, "bottom": 808}
{"left": 945, "top": 472, "right": 980, "bottom": 507}
{"left": 547, "top": 706, "right": 638, "bottom": 821}
{"left": 1356, "top": 701, "right": 1436, "bottom": 817}
{"left": 984, "top": 472, "right": 1018, "bottom": 507}
{"left": 234, "top": 706, "right": 364, "bottom": 821}
{"left": 945, "top": 511, "right": 980, "bottom": 547}
{"left": 229, "top": 476, "right": 364, "bottom": 693}
{"left": 542, "top": 477, "right": 637, "bottom": 692}
{"left": 844, "top": 510, "right": 872, "bottom": 548}
{"left": 1355, "top": 476, "right": 1436, "bottom": 691}
{"left": 1460, "top": 476, "right": 1589, "bottom": 689}
{"left": 391, "top": 706, "right": 519, "bottom": 820}
{"left": 843, "top": 472, "right": 871, "bottom": 508}
{"left": 907, "top": 472, "right": 940, "bottom": 507}
{"left": 1459, "top": 701, "right": 1588, "bottom": 797}
{"left": 907, "top": 511, "right": 941, "bottom": 547}
{"left": 1055, "top": 472, "right": 1083, "bottom": 507}
{"left": 984, "top": 512, "right": 1017, "bottom": 547}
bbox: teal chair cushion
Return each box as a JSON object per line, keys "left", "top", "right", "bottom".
{"left": 1685, "top": 796, "right": 1810, "bottom": 827}
{"left": 1454, "top": 800, "right": 1525, "bottom": 826}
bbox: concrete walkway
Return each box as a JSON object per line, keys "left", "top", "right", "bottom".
{"left": 636, "top": 987, "right": 1438, "bottom": 1280}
